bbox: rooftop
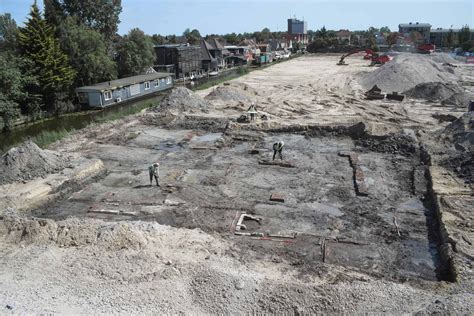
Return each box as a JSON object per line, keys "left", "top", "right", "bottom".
{"left": 154, "top": 44, "right": 200, "bottom": 50}
{"left": 76, "top": 72, "right": 171, "bottom": 92}
{"left": 399, "top": 22, "right": 432, "bottom": 28}
{"left": 336, "top": 29, "right": 352, "bottom": 36}
{"left": 431, "top": 28, "right": 474, "bottom": 33}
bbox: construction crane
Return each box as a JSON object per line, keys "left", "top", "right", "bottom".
{"left": 337, "top": 49, "right": 391, "bottom": 66}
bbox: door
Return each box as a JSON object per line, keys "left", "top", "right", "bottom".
{"left": 130, "top": 84, "right": 140, "bottom": 96}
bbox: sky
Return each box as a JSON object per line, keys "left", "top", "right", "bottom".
{"left": 1, "top": 0, "right": 473, "bottom": 35}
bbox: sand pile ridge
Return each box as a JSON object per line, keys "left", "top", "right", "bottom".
{"left": 0, "top": 140, "right": 67, "bottom": 185}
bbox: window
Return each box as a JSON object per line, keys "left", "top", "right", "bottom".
{"left": 166, "top": 76, "right": 172, "bottom": 84}
{"left": 104, "top": 90, "right": 112, "bottom": 101}
{"left": 154, "top": 80, "right": 160, "bottom": 88}
{"left": 161, "top": 78, "right": 165, "bottom": 84}
{"left": 144, "top": 81, "right": 151, "bottom": 90}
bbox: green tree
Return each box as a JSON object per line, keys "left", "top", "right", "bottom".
{"left": 386, "top": 32, "right": 399, "bottom": 47}
{"left": 446, "top": 29, "right": 454, "bottom": 47}
{"left": 368, "top": 26, "right": 379, "bottom": 34}
{"left": 316, "top": 26, "right": 328, "bottom": 38}
{"left": 152, "top": 34, "right": 166, "bottom": 45}
{"left": 0, "top": 94, "right": 20, "bottom": 131}
{"left": 350, "top": 33, "right": 359, "bottom": 46}
{"left": 459, "top": 25, "right": 471, "bottom": 50}
{"left": 49, "top": 0, "right": 122, "bottom": 43}
{"left": 380, "top": 26, "right": 391, "bottom": 34}
{"left": 184, "top": 28, "right": 201, "bottom": 45}
{"left": 306, "top": 38, "right": 329, "bottom": 52}
{"left": 18, "top": 3, "right": 75, "bottom": 112}
{"left": 461, "top": 40, "right": 474, "bottom": 52}
{"left": 253, "top": 28, "right": 272, "bottom": 43}
{"left": 0, "top": 55, "right": 39, "bottom": 130}
{"left": 224, "top": 32, "right": 238, "bottom": 45}
{"left": 167, "top": 34, "right": 177, "bottom": 44}
{"left": 58, "top": 17, "right": 117, "bottom": 87}
{"left": 115, "top": 28, "right": 154, "bottom": 77}
{"left": 0, "top": 13, "right": 19, "bottom": 51}
{"left": 44, "top": 0, "right": 65, "bottom": 28}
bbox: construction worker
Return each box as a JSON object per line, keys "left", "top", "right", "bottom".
{"left": 272, "top": 141, "right": 284, "bottom": 160}
{"left": 247, "top": 102, "right": 257, "bottom": 121}
{"left": 148, "top": 162, "right": 160, "bottom": 186}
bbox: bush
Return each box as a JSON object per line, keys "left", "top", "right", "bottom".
{"left": 236, "top": 67, "right": 249, "bottom": 75}
{"left": 32, "top": 128, "right": 71, "bottom": 148}
{"left": 461, "top": 40, "right": 474, "bottom": 53}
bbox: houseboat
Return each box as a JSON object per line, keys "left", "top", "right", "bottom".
{"left": 75, "top": 72, "right": 173, "bottom": 108}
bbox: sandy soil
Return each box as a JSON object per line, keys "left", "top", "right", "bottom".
{"left": 0, "top": 54, "right": 472, "bottom": 314}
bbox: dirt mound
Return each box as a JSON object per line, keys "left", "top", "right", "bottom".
{"left": 430, "top": 53, "right": 458, "bottom": 64}
{"left": 404, "top": 82, "right": 468, "bottom": 107}
{"left": 360, "top": 54, "right": 459, "bottom": 93}
{"left": 438, "top": 113, "right": 474, "bottom": 182}
{"left": 205, "top": 84, "right": 255, "bottom": 103}
{"left": 441, "top": 153, "right": 473, "bottom": 184}
{"left": 0, "top": 140, "right": 67, "bottom": 185}
{"left": 167, "top": 115, "right": 229, "bottom": 132}
{"left": 441, "top": 112, "right": 474, "bottom": 150}
{"left": 355, "top": 133, "right": 418, "bottom": 156}
{"left": 1, "top": 212, "right": 149, "bottom": 250}
{"left": 155, "top": 87, "right": 210, "bottom": 113}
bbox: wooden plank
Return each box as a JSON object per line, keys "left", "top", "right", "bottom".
{"left": 270, "top": 193, "right": 285, "bottom": 202}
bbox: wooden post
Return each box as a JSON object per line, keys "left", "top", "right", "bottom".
{"left": 320, "top": 238, "right": 326, "bottom": 263}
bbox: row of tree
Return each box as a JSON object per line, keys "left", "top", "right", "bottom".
{"left": 307, "top": 25, "right": 474, "bottom": 53}
{"left": 151, "top": 27, "right": 288, "bottom": 46}
{"left": 0, "top": 0, "right": 156, "bottom": 130}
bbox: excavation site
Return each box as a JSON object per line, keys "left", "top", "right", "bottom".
{"left": 1, "top": 54, "right": 473, "bottom": 313}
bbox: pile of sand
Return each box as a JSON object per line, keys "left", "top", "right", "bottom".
{"left": 0, "top": 140, "right": 66, "bottom": 185}
{"left": 440, "top": 112, "right": 473, "bottom": 150}
{"left": 155, "top": 87, "right": 210, "bottom": 113}
{"left": 1, "top": 212, "right": 149, "bottom": 249}
{"left": 430, "top": 53, "right": 458, "bottom": 64}
{"left": 405, "top": 82, "right": 469, "bottom": 107}
{"left": 360, "top": 54, "right": 459, "bottom": 93}
{"left": 437, "top": 112, "right": 474, "bottom": 183}
{"left": 205, "top": 84, "right": 255, "bottom": 103}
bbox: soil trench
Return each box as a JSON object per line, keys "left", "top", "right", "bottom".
{"left": 31, "top": 125, "right": 448, "bottom": 282}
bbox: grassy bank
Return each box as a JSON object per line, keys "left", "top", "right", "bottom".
{"left": 32, "top": 128, "right": 71, "bottom": 148}
{"left": 94, "top": 99, "right": 155, "bottom": 123}
{"left": 31, "top": 99, "right": 156, "bottom": 148}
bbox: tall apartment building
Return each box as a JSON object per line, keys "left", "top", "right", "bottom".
{"left": 398, "top": 22, "right": 432, "bottom": 43}
{"left": 287, "top": 17, "right": 308, "bottom": 44}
